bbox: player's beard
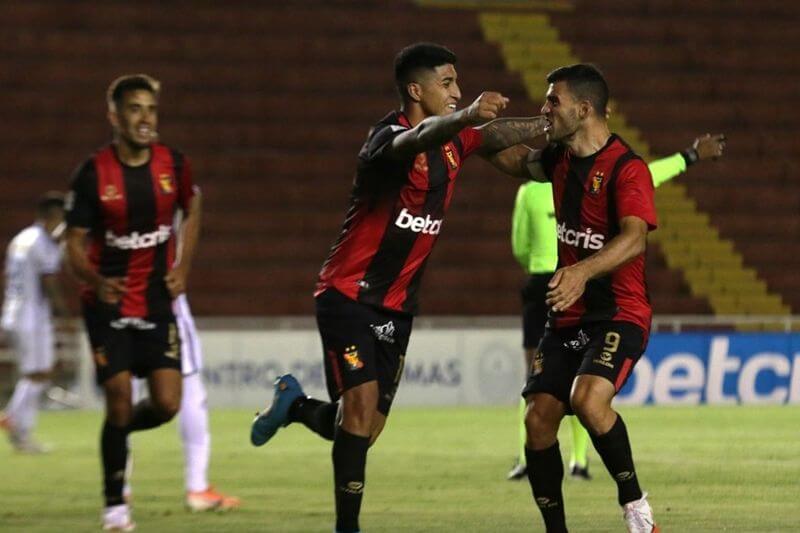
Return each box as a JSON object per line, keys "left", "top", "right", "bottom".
{"left": 547, "top": 113, "right": 580, "bottom": 144}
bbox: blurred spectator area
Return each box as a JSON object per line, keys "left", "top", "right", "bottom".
{"left": 0, "top": 0, "right": 795, "bottom": 316}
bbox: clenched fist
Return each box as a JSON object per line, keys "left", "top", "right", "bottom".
{"left": 463, "top": 91, "right": 509, "bottom": 125}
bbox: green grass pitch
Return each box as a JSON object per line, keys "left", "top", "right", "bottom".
{"left": 1, "top": 406, "right": 798, "bottom": 531}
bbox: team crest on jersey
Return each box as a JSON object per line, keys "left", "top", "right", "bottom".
{"left": 158, "top": 174, "right": 174, "bottom": 194}
{"left": 343, "top": 345, "right": 364, "bottom": 371}
{"left": 100, "top": 184, "right": 123, "bottom": 202}
{"left": 589, "top": 171, "right": 605, "bottom": 195}
{"left": 443, "top": 144, "right": 458, "bottom": 170}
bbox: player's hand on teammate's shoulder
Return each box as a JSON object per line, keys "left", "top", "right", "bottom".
{"left": 545, "top": 264, "right": 590, "bottom": 313}
{"left": 463, "top": 91, "right": 509, "bottom": 125}
{"left": 693, "top": 133, "right": 726, "bottom": 161}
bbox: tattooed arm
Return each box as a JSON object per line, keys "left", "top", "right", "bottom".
{"left": 476, "top": 116, "right": 550, "bottom": 154}
{"left": 479, "top": 142, "right": 549, "bottom": 182}
{"left": 475, "top": 116, "right": 550, "bottom": 180}
{"left": 387, "top": 91, "right": 509, "bottom": 160}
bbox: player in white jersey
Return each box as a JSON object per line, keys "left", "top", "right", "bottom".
{"left": 174, "top": 293, "right": 239, "bottom": 511}
{"left": 1, "top": 192, "right": 68, "bottom": 453}
{"left": 127, "top": 196, "right": 239, "bottom": 512}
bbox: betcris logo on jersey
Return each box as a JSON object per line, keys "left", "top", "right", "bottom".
{"left": 556, "top": 222, "right": 605, "bottom": 250}
{"left": 394, "top": 208, "right": 443, "bottom": 235}
{"left": 105, "top": 225, "right": 172, "bottom": 250}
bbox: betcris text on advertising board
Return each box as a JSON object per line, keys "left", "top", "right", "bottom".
{"left": 617, "top": 334, "right": 800, "bottom": 405}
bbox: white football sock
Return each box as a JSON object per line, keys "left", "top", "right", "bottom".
{"left": 179, "top": 373, "right": 210, "bottom": 492}
{"left": 5, "top": 377, "right": 33, "bottom": 423}
{"left": 13, "top": 379, "right": 47, "bottom": 437}
{"left": 124, "top": 378, "right": 144, "bottom": 499}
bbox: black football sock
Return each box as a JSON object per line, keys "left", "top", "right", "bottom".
{"left": 127, "top": 399, "right": 168, "bottom": 432}
{"left": 332, "top": 426, "right": 370, "bottom": 533}
{"left": 101, "top": 420, "right": 129, "bottom": 507}
{"left": 525, "top": 442, "right": 568, "bottom": 533}
{"left": 288, "top": 396, "right": 338, "bottom": 441}
{"left": 590, "top": 414, "right": 643, "bottom": 505}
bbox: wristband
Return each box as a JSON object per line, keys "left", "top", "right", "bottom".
{"left": 681, "top": 148, "right": 699, "bottom": 166}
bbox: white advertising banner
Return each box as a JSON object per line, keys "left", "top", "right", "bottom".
{"left": 198, "top": 329, "right": 527, "bottom": 408}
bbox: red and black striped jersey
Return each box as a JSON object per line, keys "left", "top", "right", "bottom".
{"left": 65, "top": 143, "right": 195, "bottom": 320}
{"left": 315, "top": 111, "right": 483, "bottom": 314}
{"left": 542, "top": 134, "right": 657, "bottom": 332}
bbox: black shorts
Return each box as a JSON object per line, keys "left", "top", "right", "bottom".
{"left": 521, "top": 273, "right": 553, "bottom": 349}
{"left": 521, "top": 321, "right": 646, "bottom": 414}
{"left": 82, "top": 302, "right": 182, "bottom": 385}
{"left": 315, "top": 289, "right": 412, "bottom": 416}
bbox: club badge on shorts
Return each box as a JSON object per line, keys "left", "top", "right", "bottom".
{"left": 93, "top": 347, "right": 108, "bottom": 367}
{"left": 343, "top": 345, "right": 364, "bottom": 371}
{"left": 532, "top": 352, "right": 544, "bottom": 376}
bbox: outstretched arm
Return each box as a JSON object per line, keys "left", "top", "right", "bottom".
{"left": 650, "top": 133, "right": 726, "bottom": 187}
{"left": 475, "top": 116, "right": 550, "bottom": 180}
{"left": 483, "top": 144, "right": 549, "bottom": 181}
{"left": 476, "top": 116, "right": 550, "bottom": 154}
{"left": 386, "top": 91, "right": 510, "bottom": 160}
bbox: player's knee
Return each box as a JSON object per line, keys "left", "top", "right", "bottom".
{"left": 524, "top": 403, "right": 557, "bottom": 447}
{"left": 571, "top": 401, "right": 597, "bottom": 431}
{"left": 107, "top": 399, "right": 133, "bottom": 426}
{"left": 341, "top": 388, "right": 378, "bottom": 434}
{"left": 570, "top": 395, "right": 609, "bottom": 434}
{"left": 153, "top": 396, "right": 181, "bottom": 421}
{"left": 368, "top": 414, "right": 387, "bottom": 445}
{"left": 342, "top": 403, "right": 373, "bottom": 432}
{"left": 104, "top": 382, "right": 132, "bottom": 425}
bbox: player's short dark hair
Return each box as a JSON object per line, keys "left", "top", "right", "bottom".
{"left": 394, "top": 43, "right": 457, "bottom": 101}
{"left": 36, "top": 191, "right": 65, "bottom": 216}
{"left": 546, "top": 64, "right": 609, "bottom": 116}
{"left": 106, "top": 74, "right": 160, "bottom": 111}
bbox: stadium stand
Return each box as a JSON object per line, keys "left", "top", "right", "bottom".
{"left": 0, "top": 0, "right": 794, "bottom": 318}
